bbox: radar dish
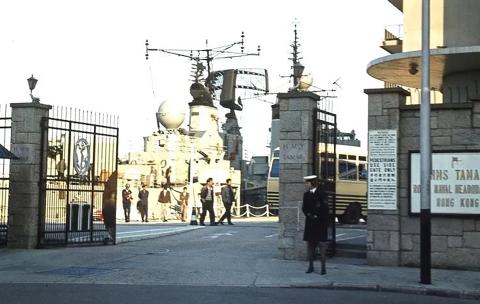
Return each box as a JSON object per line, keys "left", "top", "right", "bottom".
{"left": 208, "top": 68, "right": 269, "bottom": 110}
{"left": 156, "top": 100, "right": 186, "bottom": 129}
{"left": 298, "top": 74, "right": 313, "bottom": 91}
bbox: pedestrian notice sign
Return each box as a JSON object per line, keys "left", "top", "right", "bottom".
{"left": 368, "top": 129, "right": 398, "bottom": 210}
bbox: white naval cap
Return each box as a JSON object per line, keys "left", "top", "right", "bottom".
{"left": 303, "top": 175, "right": 317, "bottom": 181}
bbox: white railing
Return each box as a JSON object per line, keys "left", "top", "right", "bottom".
{"left": 232, "top": 204, "right": 271, "bottom": 217}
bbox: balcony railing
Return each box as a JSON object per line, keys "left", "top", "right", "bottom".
{"left": 384, "top": 24, "right": 404, "bottom": 40}
{"left": 381, "top": 24, "right": 403, "bottom": 54}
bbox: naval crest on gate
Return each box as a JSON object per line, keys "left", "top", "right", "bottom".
{"left": 73, "top": 138, "right": 90, "bottom": 176}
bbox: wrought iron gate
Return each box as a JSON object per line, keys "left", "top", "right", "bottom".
{"left": 313, "top": 108, "right": 337, "bottom": 255}
{"left": 0, "top": 105, "right": 11, "bottom": 246}
{"left": 38, "top": 108, "right": 118, "bottom": 247}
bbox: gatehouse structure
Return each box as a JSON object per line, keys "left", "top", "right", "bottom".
{"left": 365, "top": 0, "right": 480, "bottom": 269}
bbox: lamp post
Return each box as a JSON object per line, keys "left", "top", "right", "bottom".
{"left": 27, "top": 74, "right": 40, "bottom": 103}
{"left": 293, "top": 62, "right": 305, "bottom": 89}
{"left": 420, "top": 0, "right": 432, "bottom": 285}
{"left": 27, "top": 75, "right": 37, "bottom": 93}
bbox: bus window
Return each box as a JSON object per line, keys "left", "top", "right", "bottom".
{"left": 319, "top": 160, "right": 335, "bottom": 180}
{"left": 270, "top": 159, "right": 280, "bottom": 177}
{"left": 359, "top": 163, "right": 368, "bottom": 180}
{"left": 338, "top": 160, "right": 357, "bottom": 180}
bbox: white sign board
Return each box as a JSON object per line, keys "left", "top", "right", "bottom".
{"left": 410, "top": 152, "right": 480, "bottom": 214}
{"left": 368, "top": 129, "right": 397, "bottom": 210}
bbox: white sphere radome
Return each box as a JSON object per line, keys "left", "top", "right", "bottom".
{"left": 157, "top": 100, "right": 186, "bottom": 129}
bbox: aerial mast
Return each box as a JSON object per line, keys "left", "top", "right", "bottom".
{"left": 145, "top": 33, "right": 261, "bottom": 105}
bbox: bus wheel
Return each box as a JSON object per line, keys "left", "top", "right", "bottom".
{"left": 343, "top": 202, "right": 362, "bottom": 224}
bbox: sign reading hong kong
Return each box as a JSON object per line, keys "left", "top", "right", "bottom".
{"left": 410, "top": 152, "right": 480, "bottom": 214}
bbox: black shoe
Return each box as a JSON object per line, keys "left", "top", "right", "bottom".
{"left": 145, "top": 220, "right": 149, "bottom": 223}
{"left": 228, "top": 222, "right": 234, "bottom": 225}
{"left": 200, "top": 222, "right": 205, "bottom": 226}
{"left": 306, "top": 266, "right": 314, "bottom": 274}
{"left": 321, "top": 269, "right": 326, "bottom": 275}
{"left": 218, "top": 221, "right": 224, "bottom": 225}
{"left": 210, "top": 223, "right": 218, "bottom": 226}
{"left": 163, "top": 220, "right": 168, "bottom": 222}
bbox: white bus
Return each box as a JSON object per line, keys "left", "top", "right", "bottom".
{"left": 267, "top": 144, "right": 367, "bottom": 223}
{"left": 266, "top": 148, "right": 280, "bottom": 214}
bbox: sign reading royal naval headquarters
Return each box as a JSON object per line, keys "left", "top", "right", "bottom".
{"left": 410, "top": 152, "right": 480, "bottom": 215}
{"left": 368, "top": 129, "right": 398, "bottom": 210}
{"left": 280, "top": 142, "right": 307, "bottom": 163}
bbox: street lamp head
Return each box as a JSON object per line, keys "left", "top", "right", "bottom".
{"left": 27, "top": 75, "right": 38, "bottom": 93}
{"left": 293, "top": 62, "right": 305, "bottom": 79}
{"left": 292, "top": 62, "right": 305, "bottom": 90}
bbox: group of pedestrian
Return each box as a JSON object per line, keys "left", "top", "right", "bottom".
{"left": 120, "top": 177, "right": 235, "bottom": 226}
{"left": 118, "top": 173, "right": 328, "bottom": 276}
{"left": 198, "top": 177, "right": 235, "bottom": 226}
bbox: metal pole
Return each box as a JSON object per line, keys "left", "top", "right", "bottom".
{"left": 420, "top": 0, "right": 432, "bottom": 285}
{"left": 188, "top": 140, "right": 194, "bottom": 223}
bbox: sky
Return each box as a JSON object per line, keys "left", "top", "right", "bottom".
{"left": 0, "top": 0, "right": 402, "bottom": 158}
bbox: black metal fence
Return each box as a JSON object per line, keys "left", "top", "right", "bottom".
{"left": 0, "top": 105, "right": 11, "bottom": 246}
{"left": 38, "top": 107, "right": 118, "bottom": 247}
{"left": 313, "top": 108, "right": 337, "bottom": 256}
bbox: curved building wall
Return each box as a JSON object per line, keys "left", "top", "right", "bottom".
{"left": 403, "top": 0, "right": 480, "bottom": 51}
{"left": 443, "top": 0, "right": 480, "bottom": 47}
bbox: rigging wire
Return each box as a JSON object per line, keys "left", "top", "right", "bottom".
{"left": 148, "top": 60, "right": 157, "bottom": 98}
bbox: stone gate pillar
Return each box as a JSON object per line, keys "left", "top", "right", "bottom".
{"left": 277, "top": 91, "right": 320, "bottom": 260}
{"left": 364, "top": 88, "right": 409, "bottom": 266}
{"left": 8, "top": 102, "right": 51, "bottom": 249}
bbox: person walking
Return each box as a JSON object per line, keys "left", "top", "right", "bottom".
{"left": 56, "top": 156, "right": 66, "bottom": 179}
{"left": 138, "top": 183, "right": 149, "bottom": 222}
{"left": 102, "top": 191, "right": 116, "bottom": 243}
{"left": 121, "top": 184, "right": 133, "bottom": 222}
{"left": 218, "top": 178, "right": 235, "bottom": 225}
{"left": 302, "top": 175, "right": 329, "bottom": 275}
{"left": 158, "top": 184, "right": 171, "bottom": 222}
{"left": 165, "top": 166, "right": 172, "bottom": 188}
{"left": 179, "top": 187, "right": 189, "bottom": 222}
{"left": 102, "top": 172, "right": 117, "bottom": 243}
{"left": 200, "top": 177, "right": 217, "bottom": 226}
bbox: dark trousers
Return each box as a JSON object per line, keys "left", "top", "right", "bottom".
{"left": 200, "top": 200, "right": 215, "bottom": 224}
{"left": 123, "top": 202, "right": 131, "bottom": 221}
{"left": 140, "top": 203, "right": 148, "bottom": 222}
{"left": 219, "top": 202, "right": 232, "bottom": 223}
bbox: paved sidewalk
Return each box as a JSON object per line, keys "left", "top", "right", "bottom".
{"left": 258, "top": 258, "right": 480, "bottom": 300}
{"left": 0, "top": 219, "right": 478, "bottom": 300}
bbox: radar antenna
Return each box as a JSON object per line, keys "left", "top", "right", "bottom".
{"left": 145, "top": 32, "right": 261, "bottom": 101}
{"left": 290, "top": 23, "right": 304, "bottom": 91}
